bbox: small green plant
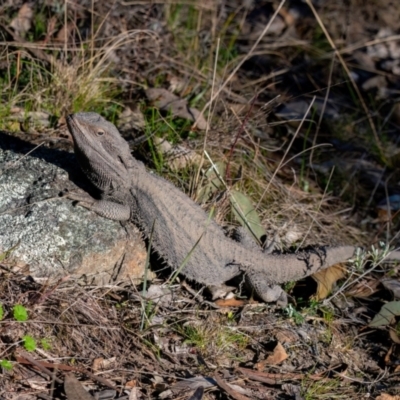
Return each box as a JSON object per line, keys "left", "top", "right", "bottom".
{"left": 368, "top": 241, "right": 390, "bottom": 264}
{"left": 140, "top": 299, "right": 157, "bottom": 332}
{"left": 284, "top": 304, "right": 305, "bottom": 325}
{"left": 307, "top": 298, "right": 320, "bottom": 312}
{"left": 226, "top": 311, "right": 236, "bottom": 324}
{"left": 182, "top": 325, "right": 207, "bottom": 349}
{"left": 40, "top": 338, "right": 52, "bottom": 351}
{"left": 311, "top": 25, "right": 332, "bottom": 54}
{"left": 13, "top": 304, "right": 28, "bottom": 322}
{"left": 0, "top": 242, "right": 20, "bottom": 262}
{"left": 23, "top": 335, "right": 37, "bottom": 352}
{"left": 320, "top": 306, "right": 334, "bottom": 324}
{"left": 178, "top": 322, "right": 249, "bottom": 357}
{"left": 0, "top": 360, "right": 13, "bottom": 370}
{"left": 0, "top": 304, "right": 51, "bottom": 369}
{"left": 216, "top": 329, "right": 249, "bottom": 352}
{"left": 302, "top": 376, "right": 342, "bottom": 400}
{"left": 320, "top": 328, "right": 333, "bottom": 345}
{"left": 32, "top": 11, "right": 47, "bottom": 41}
{"left": 283, "top": 281, "right": 297, "bottom": 293}
{"left": 218, "top": 43, "right": 238, "bottom": 67}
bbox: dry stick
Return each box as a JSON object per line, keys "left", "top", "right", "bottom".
{"left": 16, "top": 354, "right": 117, "bottom": 390}
{"left": 279, "top": 143, "right": 331, "bottom": 170}
{"left": 140, "top": 219, "right": 156, "bottom": 331}
{"left": 305, "top": 0, "right": 383, "bottom": 155}
{"left": 0, "top": 23, "right": 56, "bottom": 66}
{"left": 91, "top": 0, "right": 95, "bottom": 66}
{"left": 337, "top": 34, "right": 400, "bottom": 57}
{"left": 192, "top": 0, "right": 287, "bottom": 129}
{"left": 256, "top": 96, "right": 317, "bottom": 209}
{"left": 383, "top": 177, "right": 392, "bottom": 242}
{"left": 63, "top": 0, "right": 68, "bottom": 58}
{"left": 64, "top": 374, "right": 96, "bottom": 400}
{"left": 159, "top": 53, "right": 248, "bottom": 103}
{"left": 202, "top": 149, "right": 264, "bottom": 243}
{"left": 188, "top": 387, "right": 204, "bottom": 400}
{"left": 213, "top": 374, "right": 252, "bottom": 400}
{"left": 32, "top": 275, "right": 71, "bottom": 305}
{"left": 309, "top": 55, "right": 335, "bottom": 171}
{"left": 0, "top": 142, "right": 45, "bottom": 172}
{"left": 225, "top": 95, "right": 258, "bottom": 182}
{"left": 324, "top": 252, "right": 390, "bottom": 305}
{"left": 237, "top": 367, "right": 326, "bottom": 384}
{"left": 299, "top": 166, "right": 335, "bottom": 249}
{"left": 230, "top": 106, "right": 262, "bottom": 155}
{"left": 121, "top": 0, "right": 214, "bottom": 9}
{"left": 274, "top": 143, "right": 335, "bottom": 236}
{"left": 366, "top": 105, "right": 400, "bottom": 211}
{"left": 194, "top": 37, "right": 220, "bottom": 188}
{"left": 339, "top": 153, "right": 368, "bottom": 199}
{"left": 17, "top": 351, "right": 63, "bottom": 384}
{"left": 239, "top": 67, "right": 289, "bottom": 90}
{"left": 200, "top": 148, "right": 266, "bottom": 245}
{"left": 374, "top": 209, "right": 400, "bottom": 245}
{"left": 87, "top": 0, "right": 115, "bottom": 62}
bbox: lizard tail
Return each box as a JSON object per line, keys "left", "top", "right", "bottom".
{"left": 241, "top": 245, "right": 356, "bottom": 284}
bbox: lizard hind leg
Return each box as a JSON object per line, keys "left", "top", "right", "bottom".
{"left": 231, "top": 227, "right": 288, "bottom": 306}
{"left": 246, "top": 271, "right": 288, "bottom": 307}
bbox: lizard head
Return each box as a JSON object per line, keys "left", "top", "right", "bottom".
{"left": 67, "top": 112, "right": 126, "bottom": 151}
{"left": 67, "top": 112, "right": 135, "bottom": 190}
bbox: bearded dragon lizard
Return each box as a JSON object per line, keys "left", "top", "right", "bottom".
{"left": 66, "top": 112, "right": 356, "bottom": 302}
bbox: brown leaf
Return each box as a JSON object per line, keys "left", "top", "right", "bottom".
{"left": 92, "top": 356, "right": 116, "bottom": 371}
{"left": 125, "top": 379, "right": 137, "bottom": 389}
{"left": 187, "top": 107, "right": 208, "bottom": 130}
{"left": 64, "top": 374, "right": 96, "bottom": 400}
{"left": 153, "top": 137, "right": 201, "bottom": 170}
{"left": 55, "top": 22, "right": 75, "bottom": 43}
{"left": 118, "top": 105, "right": 146, "bottom": 131}
{"left": 275, "top": 329, "right": 299, "bottom": 344}
{"left": 128, "top": 386, "right": 141, "bottom": 400}
{"left": 214, "top": 374, "right": 252, "bottom": 400}
{"left": 381, "top": 278, "right": 400, "bottom": 298}
{"left": 376, "top": 394, "right": 400, "bottom": 400}
{"left": 10, "top": 3, "right": 33, "bottom": 37}
{"left": 345, "top": 278, "right": 380, "bottom": 298}
{"left": 146, "top": 88, "right": 208, "bottom": 130}
{"left": 312, "top": 264, "right": 346, "bottom": 300}
{"left": 215, "top": 298, "right": 251, "bottom": 307}
{"left": 389, "top": 327, "right": 400, "bottom": 344}
{"left": 256, "top": 342, "right": 288, "bottom": 370}
{"left": 369, "top": 301, "right": 400, "bottom": 327}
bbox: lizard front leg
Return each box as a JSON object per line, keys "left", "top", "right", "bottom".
{"left": 67, "top": 192, "right": 131, "bottom": 221}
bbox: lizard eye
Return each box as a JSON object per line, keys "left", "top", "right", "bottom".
{"left": 97, "top": 129, "right": 105, "bottom": 136}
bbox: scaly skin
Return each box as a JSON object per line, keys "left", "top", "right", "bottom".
{"left": 66, "top": 112, "right": 356, "bottom": 302}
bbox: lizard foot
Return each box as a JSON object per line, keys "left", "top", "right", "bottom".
{"left": 246, "top": 272, "right": 288, "bottom": 307}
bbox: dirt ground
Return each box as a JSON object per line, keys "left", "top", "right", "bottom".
{"left": 1, "top": 1, "right": 400, "bottom": 399}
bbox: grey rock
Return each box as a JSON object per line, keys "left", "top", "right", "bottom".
{"left": 0, "top": 132, "right": 146, "bottom": 284}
